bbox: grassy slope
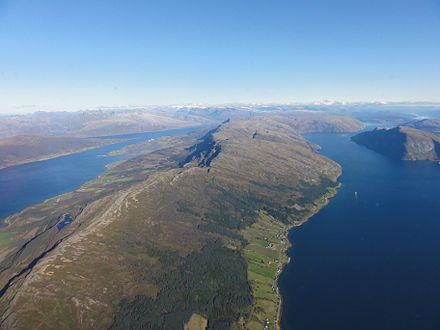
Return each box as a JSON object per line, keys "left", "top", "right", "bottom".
{"left": 0, "top": 116, "right": 342, "bottom": 329}
{"left": 243, "top": 212, "right": 288, "bottom": 330}
{"left": 243, "top": 182, "right": 340, "bottom": 330}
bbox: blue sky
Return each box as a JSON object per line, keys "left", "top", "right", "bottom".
{"left": 0, "top": 0, "right": 440, "bottom": 113}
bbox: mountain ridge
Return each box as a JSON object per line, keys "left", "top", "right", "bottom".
{"left": 0, "top": 116, "right": 341, "bottom": 329}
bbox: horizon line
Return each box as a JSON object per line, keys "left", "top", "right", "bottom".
{"left": 2, "top": 100, "right": 440, "bottom": 116}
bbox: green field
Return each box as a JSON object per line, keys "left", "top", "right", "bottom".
{"left": 242, "top": 182, "right": 340, "bottom": 330}
{"left": 242, "top": 212, "right": 289, "bottom": 330}
{"left": 0, "top": 232, "right": 15, "bottom": 249}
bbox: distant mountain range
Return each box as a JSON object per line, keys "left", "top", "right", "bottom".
{"left": 0, "top": 110, "right": 198, "bottom": 139}
{"left": 404, "top": 118, "right": 440, "bottom": 135}
{"left": 1, "top": 102, "right": 438, "bottom": 140}
{"left": 0, "top": 115, "right": 363, "bottom": 169}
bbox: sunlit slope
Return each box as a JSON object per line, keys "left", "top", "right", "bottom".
{"left": 0, "top": 117, "right": 340, "bottom": 329}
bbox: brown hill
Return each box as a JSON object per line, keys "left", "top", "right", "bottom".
{"left": 284, "top": 115, "right": 364, "bottom": 133}
{"left": 352, "top": 126, "right": 440, "bottom": 161}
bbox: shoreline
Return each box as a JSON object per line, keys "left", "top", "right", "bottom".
{"left": 274, "top": 183, "right": 341, "bottom": 330}
{"left": 0, "top": 123, "right": 207, "bottom": 171}
{"left": 0, "top": 141, "right": 122, "bottom": 171}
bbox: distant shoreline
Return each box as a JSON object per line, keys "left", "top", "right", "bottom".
{"left": 0, "top": 141, "right": 120, "bottom": 171}
{"left": 0, "top": 124, "right": 205, "bottom": 171}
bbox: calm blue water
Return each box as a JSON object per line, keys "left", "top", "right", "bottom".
{"left": 0, "top": 126, "right": 202, "bottom": 222}
{"left": 57, "top": 213, "right": 73, "bottom": 230}
{"left": 279, "top": 133, "right": 440, "bottom": 330}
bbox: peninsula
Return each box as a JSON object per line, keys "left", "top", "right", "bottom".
{"left": 352, "top": 126, "right": 440, "bottom": 161}
{"left": 0, "top": 135, "right": 121, "bottom": 169}
{"left": 0, "top": 115, "right": 363, "bottom": 329}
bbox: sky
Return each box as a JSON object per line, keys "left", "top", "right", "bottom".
{"left": 0, "top": 0, "right": 440, "bottom": 113}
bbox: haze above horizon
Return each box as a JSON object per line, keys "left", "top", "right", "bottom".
{"left": 1, "top": 0, "right": 440, "bottom": 114}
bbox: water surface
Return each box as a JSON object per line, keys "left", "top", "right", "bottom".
{"left": 0, "top": 126, "right": 202, "bottom": 222}
{"left": 279, "top": 133, "right": 440, "bottom": 330}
